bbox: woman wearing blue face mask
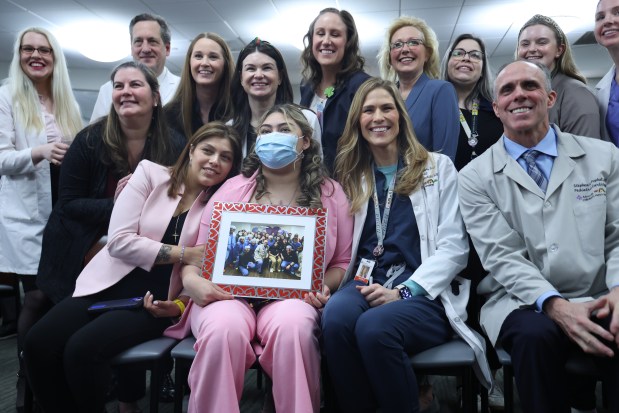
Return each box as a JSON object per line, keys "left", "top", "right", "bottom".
{"left": 165, "top": 103, "right": 353, "bottom": 413}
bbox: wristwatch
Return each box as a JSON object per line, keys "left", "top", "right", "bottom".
{"left": 395, "top": 284, "right": 413, "bottom": 300}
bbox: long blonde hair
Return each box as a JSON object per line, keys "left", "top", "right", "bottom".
{"left": 6, "top": 27, "right": 82, "bottom": 137}
{"left": 335, "top": 78, "right": 430, "bottom": 214}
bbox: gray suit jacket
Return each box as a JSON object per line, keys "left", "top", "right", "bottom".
{"left": 458, "top": 126, "right": 619, "bottom": 344}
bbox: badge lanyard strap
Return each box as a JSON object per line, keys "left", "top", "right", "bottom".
{"left": 371, "top": 166, "right": 397, "bottom": 257}
{"left": 458, "top": 98, "right": 480, "bottom": 158}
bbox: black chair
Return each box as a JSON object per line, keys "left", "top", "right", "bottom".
{"left": 170, "top": 335, "right": 268, "bottom": 413}
{"left": 323, "top": 337, "right": 482, "bottom": 413}
{"left": 410, "top": 338, "right": 480, "bottom": 413}
{"left": 496, "top": 346, "right": 603, "bottom": 413}
{"left": 110, "top": 336, "right": 178, "bottom": 413}
{"left": 0, "top": 274, "right": 22, "bottom": 325}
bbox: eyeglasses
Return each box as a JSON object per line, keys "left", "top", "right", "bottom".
{"left": 390, "top": 39, "right": 424, "bottom": 50}
{"left": 20, "top": 46, "right": 53, "bottom": 56}
{"left": 450, "top": 48, "right": 483, "bottom": 62}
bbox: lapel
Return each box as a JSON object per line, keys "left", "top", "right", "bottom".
{"left": 545, "top": 128, "right": 583, "bottom": 198}
{"left": 492, "top": 137, "right": 546, "bottom": 198}
{"left": 405, "top": 73, "right": 429, "bottom": 113}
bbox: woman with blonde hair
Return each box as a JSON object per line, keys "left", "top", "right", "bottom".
{"left": 165, "top": 32, "right": 235, "bottom": 139}
{"left": 0, "top": 27, "right": 82, "bottom": 409}
{"left": 517, "top": 14, "right": 600, "bottom": 138}
{"left": 323, "top": 77, "right": 491, "bottom": 413}
{"left": 166, "top": 103, "right": 353, "bottom": 413}
{"left": 378, "top": 16, "right": 459, "bottom": 161}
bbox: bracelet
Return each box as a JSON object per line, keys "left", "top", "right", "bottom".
{"left": 179, "top": 245, "right": 186, "bottom": 264}
{"left": 173, "top": 299, "right": 186, "bottom": 315}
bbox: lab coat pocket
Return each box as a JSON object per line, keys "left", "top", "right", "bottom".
{"left": 573, "top": 202, "right": 605, "bottom": 256}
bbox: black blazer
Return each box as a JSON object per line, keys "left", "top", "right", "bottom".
{"left": 300, "top": 71, "right": 370, "bottom": 173}
{"left": 36, "top": 122, "right": 185, "bottom": 302}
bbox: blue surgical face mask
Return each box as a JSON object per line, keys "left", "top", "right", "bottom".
{"left": 255, "top": 132, "right": 303, "bottom": 169}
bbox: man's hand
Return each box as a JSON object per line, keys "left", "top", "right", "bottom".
{"left": 356, "top": 284, "right": 400, "bottom": 307}
{"left": 592, "top": 287, "right": 619, "bottom": 347}
{"left": 545, "top": 296, "right": 615, "bottom": 357}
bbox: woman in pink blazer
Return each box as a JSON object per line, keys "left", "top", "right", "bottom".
{"left": 23, "top": 122, "right": 242, "bottom": 413}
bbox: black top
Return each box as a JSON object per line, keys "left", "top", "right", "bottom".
{"left": 454, "top": 98, "right": 503, "bottom": 171}
{"left": 300, "top": 71, "right": 371, "bottom": 173}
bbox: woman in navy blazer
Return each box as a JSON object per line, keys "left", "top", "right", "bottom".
{"left": 24, "top": 122, "right": 242, "bottom": 413}
{"left": 378, "top": 16, "right": 459, "bottom": 161}
{"left": 299, "top": 7, "right": 370, "bottom": 172}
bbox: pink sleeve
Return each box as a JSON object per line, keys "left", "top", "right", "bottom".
{"left": 324, "top": 181, "right": 353, "bottom": 271}
{"left": 196, "top": 198, "right": 215, "bottom": 245}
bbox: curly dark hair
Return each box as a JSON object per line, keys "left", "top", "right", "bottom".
{"left": 241, "top": 104, "right": 331, "bottom": 209}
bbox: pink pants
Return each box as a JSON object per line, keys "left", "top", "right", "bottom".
{"left": 188, "top": 298, "right": 321, "bottom": 413}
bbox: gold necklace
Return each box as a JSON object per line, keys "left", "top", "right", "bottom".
{"left": 265, "top": 186, "right": 299, "bottom": 207}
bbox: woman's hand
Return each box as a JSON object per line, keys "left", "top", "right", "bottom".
{"left": 356, "top": 284, "right": 400, "bottom": 307}
{"left": 304, "top": 285, "right": 331, "bottom": 309}
{"left": 183, "top": 245, "right": 206, "bottom": 267}
{"left": 143, "top": 291, "right": 182, "bottom": 318}
{"left": 31, "top": 141, "right": 69, "bottom": 165}
{"left": 114, "top": 173, "right": 132, "bottom": 203}
{"left": 183, "top": 270, "right": 233, "bottom": 307}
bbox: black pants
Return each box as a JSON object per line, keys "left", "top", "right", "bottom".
{"left": 499, "top": 308, "right": 619, "bottom": 413}
{"left": 23, "top": 293, "right": 171, "bottom": 413}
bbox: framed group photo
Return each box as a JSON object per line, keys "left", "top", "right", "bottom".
{"left": 202, "top": 202, "right": 327, "bottom": 299}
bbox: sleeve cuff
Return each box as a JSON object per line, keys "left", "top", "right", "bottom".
{"left": 402, "top": 280, "right": 428, "bottom": 297}
{"left": 536, "top": 291, "right": 562, "bottom": 312}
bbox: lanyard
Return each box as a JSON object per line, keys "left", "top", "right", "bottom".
{"left": 458, "top": 98, "right": 480, "bottom": 158}
{"left": 371, "top": 166, "right": 397, "bottom": 257}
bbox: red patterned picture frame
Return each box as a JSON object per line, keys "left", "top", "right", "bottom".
{"left": 202, "top": 202, "right": 327, "bottom": 299}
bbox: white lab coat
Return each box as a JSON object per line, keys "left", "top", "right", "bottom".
{"left": 0, "top": 84, "right": 53, "bottom": 274}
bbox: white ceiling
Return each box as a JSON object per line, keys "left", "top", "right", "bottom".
{"left": 0, "top": 0, "right": 612, "bottom": 89}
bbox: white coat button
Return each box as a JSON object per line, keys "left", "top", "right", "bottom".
{"left": 420, "top": 235, "right": 426, "bottom": 241}
{"left": 454, "top": 317, "right": 461, "bottom": 322}
{"left": 549, "top": 243, "right": 558, "bottom": 252}
{"left": 544, "top": 201, "right": 551, "bottom": 208}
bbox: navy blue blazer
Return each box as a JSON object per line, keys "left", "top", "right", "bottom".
{"left": 300, "top": 71, "right": 371, "bottom": 172}
{"left": 403, "top": 73, "right": 459, "bottom": 161}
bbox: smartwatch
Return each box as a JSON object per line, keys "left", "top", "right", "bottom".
{"left": 395, "top": 285, "right": 413, "bottom": 300}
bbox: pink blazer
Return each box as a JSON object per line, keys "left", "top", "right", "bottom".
{"left": 73, "top": 160, "right": 209, "bottom": 300}
{"left": 165, "top": 171, "right": 353, "bottom": 339}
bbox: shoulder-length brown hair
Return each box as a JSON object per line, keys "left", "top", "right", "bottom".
{"left": 334, "top": 77, "right": 430, "bottom": 213}
{"left": 167, "top": 121, "right": 242, "bottom": 198}
{"left": 101, "top": 61, "right": 176, "bottom": 176}
{"left": 301, "top": 8, "right": 365, "bottom": 91}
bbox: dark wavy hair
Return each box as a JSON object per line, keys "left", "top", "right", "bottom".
{"left": 230, "top": 38, "right": 294, "bottom": 148}
{"left": 168, "top": 121, "right": 242, "bottom": 198}
{"left": 441, "top": 33, "right": 494, "bottom": 108}
{"left": 242, "top": 104, "right": 330, "bottom": 209}
{"left": 300, "top": 8, "right": 365, "bottom": 91}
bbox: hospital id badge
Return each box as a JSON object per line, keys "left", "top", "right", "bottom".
{"left": 353, "top": 258, "right": 375, "bottom": 285}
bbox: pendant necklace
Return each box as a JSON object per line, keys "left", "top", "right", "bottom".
{"left": 459, "top": 98, "right": 480, "bottom": 159}
{"left": 265, "top": 186, "right": 299, "bottom": 207}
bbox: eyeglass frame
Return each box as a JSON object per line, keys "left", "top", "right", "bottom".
{"left": 20, "top": 45, "right": 53, "bottom": 56}
{"left": 390, "top": 39, "right": 425, "bottom": 51}
{"left": 450, "top": 48, "right": 483, "bottom": 62}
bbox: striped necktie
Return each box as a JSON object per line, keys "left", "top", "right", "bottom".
{"left": 521, "top": 150, "right": 547, "bottom": 192}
